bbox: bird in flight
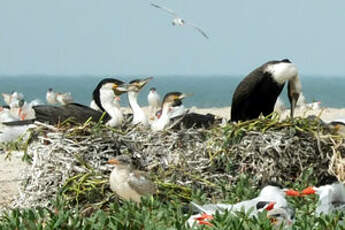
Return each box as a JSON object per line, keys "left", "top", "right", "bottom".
{"left": 150, "top": 2, "right": 209, "bottom": 39}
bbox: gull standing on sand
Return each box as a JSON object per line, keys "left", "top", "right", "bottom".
{"left": 150, "top": 3, "right": 209, "bottom": 39}
{"left": 108, "top": 155, "right": 156, "bottom": 203}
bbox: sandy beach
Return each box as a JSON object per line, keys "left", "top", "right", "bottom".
{"left": 0, "top": 106, "right": 344, "bottom": 209}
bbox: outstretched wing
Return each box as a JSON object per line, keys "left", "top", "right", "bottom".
{"left": 186, "top": 22, "right": 209, "bottom": 39}
{"left": 151, "top": 2, "right": 177, "bottom": 17}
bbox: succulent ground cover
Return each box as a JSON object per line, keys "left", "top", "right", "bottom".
{"left": 0, "top": 114, "right": 344, "bottom": 229}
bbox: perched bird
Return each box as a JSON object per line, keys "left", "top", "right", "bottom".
{"left": 108, "top": 155, "right": 156, "bottom": 203}
{"left": 151, "top": 92, "right": 189, "bottom": 131}
{"left": 127, "top": 77, "right": 152, "bottom": 126}
{"left": 300, "top": 183, "right": 345, "bottom": 215}
{"left": 231, "top": 59, "right": 302, "bottom": 122}
{"left": 150, "top": 2, "right": 209, "bottom": 39}
{"left": 152, "top": 92, "right": 218, "bottom": 130}
{"left": 187, "top": 185, "right": 299, "bottom": 227}
{"left": 147, "top": 87, "right": 161, "bottom": 113}
{"left": 3, "top": 78, "right": 129, "bottom": 127}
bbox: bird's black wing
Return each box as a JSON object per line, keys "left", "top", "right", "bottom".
{"left": 33, "top": 103, "right": 109, "bottom": 125}
{"left": 171, "top": 112, "right": 219, "bottom": 129}
{"left": 230, "top": 65, "right": 268, "bottom": 122}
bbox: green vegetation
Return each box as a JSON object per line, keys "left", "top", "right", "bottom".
{"left": 0, "top": 114, "right": 344, "bottom": 229}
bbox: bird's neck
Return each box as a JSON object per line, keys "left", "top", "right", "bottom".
{"left": 99, "top": 89, "right": 123, "bottom": 127}
{"left": 128, "top": 91, "right": 148, "bottom": 125}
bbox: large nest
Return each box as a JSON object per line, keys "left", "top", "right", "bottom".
{"left": 10, "top": 115, "right": 345, "bottom": 211}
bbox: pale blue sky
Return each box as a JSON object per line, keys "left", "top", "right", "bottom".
{"left": 0, "top": 0, "right": 344, "bottom": 76}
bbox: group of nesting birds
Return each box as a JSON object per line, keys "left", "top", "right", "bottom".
{"left": 1, "top": 59, "right": 344, "bottom": 228}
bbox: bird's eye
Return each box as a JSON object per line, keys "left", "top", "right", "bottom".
{"left": 271, "top": 214, "right": 281, "bottom": 218}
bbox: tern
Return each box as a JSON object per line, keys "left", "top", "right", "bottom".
{"left": 108, "top": 155, "right": 156, "bottom": 203}
{"left": 151, "top": 2, "right": 209, "bottom": 39}
{"left": 301, "top": 183, "right": 345, "bottom": 215}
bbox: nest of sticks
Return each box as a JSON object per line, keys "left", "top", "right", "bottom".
{"left": 9, "top": 114, "right": 345, "bottom": 211}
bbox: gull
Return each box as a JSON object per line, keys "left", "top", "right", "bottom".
{"left": 150, "top": 2, "right": 209, "bottom": 39}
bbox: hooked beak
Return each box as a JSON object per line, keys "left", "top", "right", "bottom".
{"left": 178, "top": 93, "right": 193, "bottom": 100}
{"left": 140, "top": 76, "right": 153, "bottom": 87}
{"left": 300, "top": 186, "right": 316, "bottom": 196}
{"left": 288, "top": 79, "right": 300, "bottom": 120}
{"left": 108, "top": 159, "right": 119, "bottom": 165}
{"left": 113, "top": 84, "right": 130, "bottom": 95}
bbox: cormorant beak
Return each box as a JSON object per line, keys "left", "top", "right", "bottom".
{"left": 108, "top": 159, "right": 119, "bottom": 165}
{"left": 300, "top": 186, "right": 316, "bottom": 196}
{"left": 178, "top": 93, "right": 193, "bottom": 100}
{"left": 288, "top": 80, "right": 300, "bottom": 120}
{"left": 136, "top": 76, "right": 153, "bottom": 89}
{"left": 113, "top": 84, "right": 130, "bottom": 95}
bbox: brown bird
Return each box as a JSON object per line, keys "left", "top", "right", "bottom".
{"left": 108, "top": 155, "right": 156, "bottom": 203}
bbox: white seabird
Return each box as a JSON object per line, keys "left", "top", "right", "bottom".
{"left": 147, "top": 87, "right": 161, "bottom": 113}
{"left": 301, "top": 183, "right": 345, "bottom": 215}
{"left": 150, "top": 2, "right": 209, "bottom": 39}
{"left": 187, "top": 185, "right": 299, "bottom": 228}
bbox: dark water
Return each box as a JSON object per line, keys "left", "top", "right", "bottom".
{"left": 0, "top": 75, "right": 344, "bottom": 108}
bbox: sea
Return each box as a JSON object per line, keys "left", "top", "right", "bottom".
{"left": 0, "top": 75, "right": 344, "bottom": 108}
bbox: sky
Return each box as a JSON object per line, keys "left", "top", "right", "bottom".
{"left": 0, "top": 0, "right": 344, "bottom": 76}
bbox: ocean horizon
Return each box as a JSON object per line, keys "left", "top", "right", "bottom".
{"left": 0, "top": 75, "right": 344, "bottom": 109}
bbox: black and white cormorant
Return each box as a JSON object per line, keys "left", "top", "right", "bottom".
{"left": 127, "top": 77, "right": 153, "bottom": 126}
{"left": 231, "top": 59, "right": 302, "bottom": 122}
{"left": 3, "top": 78, "right": 129, "bottom": 127}
{"left": 151, "top": 92, "right": 217, "bottom": 131}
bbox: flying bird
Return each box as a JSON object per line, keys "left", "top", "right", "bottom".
{"left": 150, "top": 2, "right": 209, "bottom": 39}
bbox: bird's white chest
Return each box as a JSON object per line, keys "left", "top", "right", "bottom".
{"left": 109, "top": 168, "right": 141, "bottom": 203}
{"left": 46, "top": 92, "right": 57, "bottom": 104}
{"left": 148, "top": 93, "right": 160, "bottom": 107}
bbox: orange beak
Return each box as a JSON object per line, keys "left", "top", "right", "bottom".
{"left": 300, "top": 186, "right": 316, "bottom": 196}
{"left": 285, "top": 189, "right": 301, "bottom": 197}
{"left": 108, "top": 159, "right": 119, "bottom": 165}
{"left": 195, "top": 213, "right": 214, "bottom": 227}
{"left": 198, "top": 220, "right": 213, "bottom": 226}
{"left": 265, "top": 202, "right": 275, "bottom": 211}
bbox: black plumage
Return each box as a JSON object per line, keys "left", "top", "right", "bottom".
{"left": 231, "top": 59, "right": 298, "bottom": 122}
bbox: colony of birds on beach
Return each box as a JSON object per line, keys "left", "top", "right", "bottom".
{"left": 1, "top": 58, "right": 344, "bottom": 228}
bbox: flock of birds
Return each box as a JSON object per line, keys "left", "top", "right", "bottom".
{"left": 1, "top": 59, "right": 344, "bottom": 228}
{"left": 108, "top": 154, "right": 345, "bottom": 228}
